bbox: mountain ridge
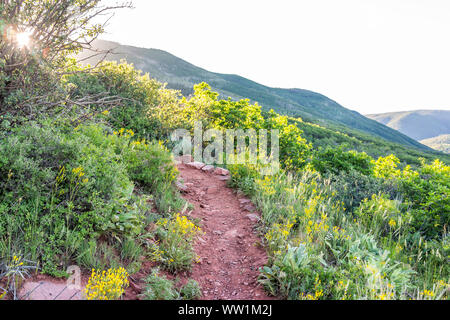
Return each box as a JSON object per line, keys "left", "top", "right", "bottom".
{"left": 79, "top": 39, "right": 430, "bottom": 151}
{"left": 367, "top": 110, "right": 450, "bottom": 141}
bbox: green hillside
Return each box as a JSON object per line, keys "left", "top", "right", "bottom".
{"left": 288, "top": 117, "right": 450, "bottom": 166}
{"left": 367, "top": 110, "right": 450, "bottom": 141}
{"left": 79, "top": 40, "right": 429, "bottom": 151}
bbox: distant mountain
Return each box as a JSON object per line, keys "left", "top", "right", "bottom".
{"left": 420, "top": 134, "right": 450, "bottom": 154}
{"left": 367, "top": 110, "right": 450, "bottom": 141}
{"left": 79, "top": 40, "right": 429, "bottom": 151}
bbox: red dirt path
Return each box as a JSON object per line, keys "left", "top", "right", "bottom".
{"left": 176, "top": 164, "right": 274, "bottom": 300}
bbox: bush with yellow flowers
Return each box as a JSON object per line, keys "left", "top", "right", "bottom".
{"left": 84, "top": 267, "right": 129, "bottom": 300}
{"left": 156, "top": 214, "right": 202, "bottom": 273}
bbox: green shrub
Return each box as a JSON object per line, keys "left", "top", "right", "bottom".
{"left": 356, "top": 194, "right": 407, "bottom": 239}
{"left": 155, "top": 214, "right": 201, "bottom": 273}
{"left": 119, "top": 238, "right": 143, "bottom": 263}
{"left": 0, "top": 121, "right": 181, "bottom": 275}
{"left": 227, "top": 164, "right": 260, "bottom": 196}
{"left": 180, "top": 279, "right": 202, "bottom": 300}
{"left": 398, "top": 160, "right": 450, "bottom": 239}
{"left": 142, "top": 269, "right": 180, "bottom": 300}
{"left": 312, "top": 146, "right": 374, "bottom": 176}
{"left": 209, "top": 95, "right": 265, "bottom": 130}
{"left": 329, "top": 170, "right": 398, "bottom": 212}
{"left": 264, "top": 111, "right": 312, "bottom": 171}
{"left": 373, "top": 154, "right": 401, "bottom": 179}
{"left": 66, "top": 61, "right": 162, "bottom": 140}
{"left": 76, "top": 240, "right": 121, "bottom": 271}
{"left": 259, "top": 244, "right": 325, "bottom": 299}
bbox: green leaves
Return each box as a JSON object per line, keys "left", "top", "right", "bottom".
{"left": 373, "top": 154, "right": 401, "bottom": 179}
{"left": 312, "top": 146, "right": 374, "bottom": 176}
{"left": 281, "top": 245, "right": 310, "bottom": 274}
{"left": 0, "top": 120, "right": 183, "bottom": 275}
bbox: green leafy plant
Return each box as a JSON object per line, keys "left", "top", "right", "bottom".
{"left": 0, "top": 254, "right": 37, "bottom": 300}
{"left": 180, "top": 279, "right": 202, "bottom": 300}
{"left": 155, "top": 214, "right": 202, "bottom": 273}
{"left": 142, "top": 269, "right": 180, "bottom": 300}
{"left": 0, "top": 121, "right": 183, "bottom": 276}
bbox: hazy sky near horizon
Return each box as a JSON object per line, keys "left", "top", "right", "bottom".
{"left": 100, "top": 0, "right": 450, "bottom": 114}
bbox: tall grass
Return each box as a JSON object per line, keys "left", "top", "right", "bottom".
{"left": 228, "top": 164, "right": 449, "bottom": 300}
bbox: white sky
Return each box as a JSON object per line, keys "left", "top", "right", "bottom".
{"left": 100, "top": 0, "right": 450, "bottom": 114}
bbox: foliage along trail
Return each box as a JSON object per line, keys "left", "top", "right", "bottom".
{"left": 177, "top": 163, "right": 273, "bottom": 300}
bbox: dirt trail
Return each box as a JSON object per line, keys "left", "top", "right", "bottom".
{"left": 177, "top": 163, "right": 273, "bottom": 300}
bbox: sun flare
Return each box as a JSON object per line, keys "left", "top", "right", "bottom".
{"left": 16, "top": 31, "right": 32, "bottom": 49}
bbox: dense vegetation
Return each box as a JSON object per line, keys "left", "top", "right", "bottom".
{"left": 0, "top": 0, "right": 186, "bottom": 299}
{"left": 1, "top": 0, "right": 448, "bottom": 301}
{"left": 287, "top": 117, "right": 450, "bottom": 166}
{"left": 138, "top": 79, "right": 449, "bottom": 299}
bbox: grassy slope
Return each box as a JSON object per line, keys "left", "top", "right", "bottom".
{"left": 79, "top": 40, "right": 429, "bottom": 151}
